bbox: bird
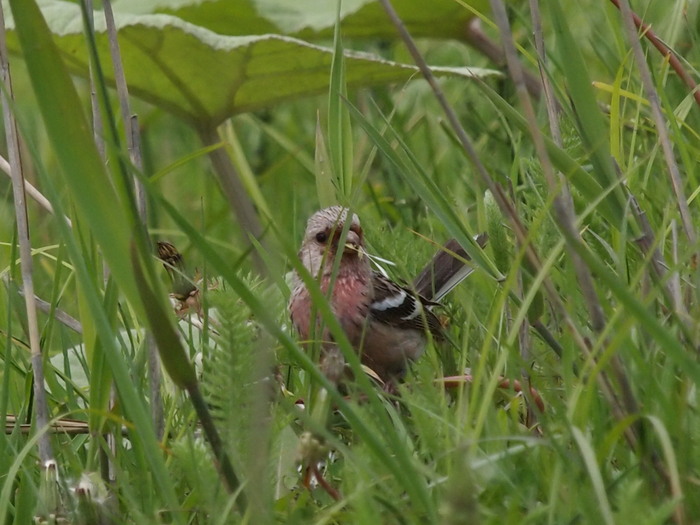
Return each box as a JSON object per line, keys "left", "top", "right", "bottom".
{"left": 289, "top": 206, "right": 486, "bottom": 384}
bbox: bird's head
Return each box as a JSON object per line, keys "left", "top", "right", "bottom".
{"left": 299, "top": 206, "right": 365, "bottom": 275}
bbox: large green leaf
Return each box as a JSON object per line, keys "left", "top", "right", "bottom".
{"left": 5, "top": 0, "right": 498, "bottom": 127}
{"left": 114, "top": 0, "right": 491, "bottom": 40}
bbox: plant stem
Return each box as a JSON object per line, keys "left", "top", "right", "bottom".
{"left": 198, "top": 125, "right": 266, "bottom": 273}
{"left": 102, "top": 0, "right": 164, "bottom": 439}
{"left": 0, "top": 2, "right": 54, "bottom": 465}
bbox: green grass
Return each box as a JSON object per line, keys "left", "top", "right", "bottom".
{"left": 2, "top": 0, "right": 700, "bottom": 523}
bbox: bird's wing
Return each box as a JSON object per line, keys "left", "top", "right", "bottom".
{"left": 369, "top": 272, "right": 443, "bottom": 337}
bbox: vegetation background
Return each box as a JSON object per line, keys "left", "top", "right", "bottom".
{"left": 1, "top": 0, "right": 699, "bottom": 523}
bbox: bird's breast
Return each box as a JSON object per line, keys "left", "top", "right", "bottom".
{"left": 289, "top": 270, "right": 371, "bottom": 344}
{"left": 330, "top": 273, "right": 371, "bottom": 343}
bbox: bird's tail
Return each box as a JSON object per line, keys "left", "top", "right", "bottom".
{"left": 413, "top": 233, "right": 488, "bottom": 302}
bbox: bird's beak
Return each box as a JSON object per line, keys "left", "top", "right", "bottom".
{"left": 343, "top": 230, "right": 363, "bottom": 258}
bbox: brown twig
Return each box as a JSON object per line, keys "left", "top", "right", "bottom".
{"left": 439, "top": 373, "right": 546, "bottom": 414}
{"left": 5, "top": 415, "right": 90, "bottom": 435}
{"left": 304, "top": 463, "right": 342, "bottom": 501}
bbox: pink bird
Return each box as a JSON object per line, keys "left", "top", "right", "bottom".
{"left": 289, "top": 206, "right": 486, "bottom": 383}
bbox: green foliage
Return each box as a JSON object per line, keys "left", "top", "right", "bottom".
{"left": 2, "top": 0, "right": 700, "bottom": 522}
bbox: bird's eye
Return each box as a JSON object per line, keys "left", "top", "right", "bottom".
{"left": 315, "top": 231, "right": 328, "bottom": 243}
